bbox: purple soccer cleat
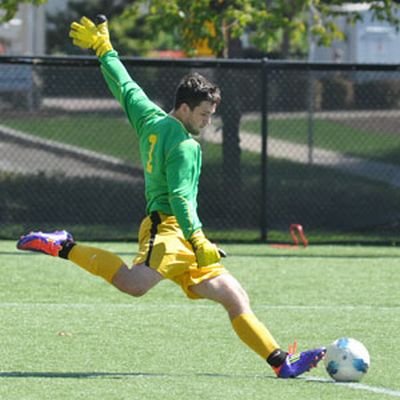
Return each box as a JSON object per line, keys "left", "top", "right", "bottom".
{"left": 16, "top": 230, "right": 74, "bottom": 257}
{"left": 273, "top": 342, "right": 326, "bottom": 378}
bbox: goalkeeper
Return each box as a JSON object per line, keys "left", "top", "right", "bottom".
{"left": 17, "top": 15, "right": 325, "bottom": 378}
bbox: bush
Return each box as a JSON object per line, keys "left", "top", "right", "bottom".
{"left": 320, "top": 75, "right": 354, "bottom": 110}
{"left": 0, "top": 173, "right": 145, "bottom": 225}
{"left": 354, "top": 79, "right": 400, "bottom": 110}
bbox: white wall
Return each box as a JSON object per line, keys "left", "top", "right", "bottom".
{"left": 0, "top": 4, "right": 45, "bottom": 55}
{"left": 310, "top": 5, "right": 400, "bottom": 64}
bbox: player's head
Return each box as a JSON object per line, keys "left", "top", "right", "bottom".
{"left": 173, "top": 72, "right": 221, "bottom": 135}
{"left": 174, "top": 72, "right": 221, "bottom": 110}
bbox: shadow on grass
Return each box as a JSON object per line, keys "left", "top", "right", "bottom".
{"left": 0, "top": 371, "right": 166, "bottom": 379}
{"left": 0, "top": 371, "right": 276, "bottom": 380}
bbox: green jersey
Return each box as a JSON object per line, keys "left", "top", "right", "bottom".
{"left": 100, "top": 51, "right": 202, "bottom": 239}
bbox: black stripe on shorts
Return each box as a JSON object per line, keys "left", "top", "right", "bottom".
{"left": 145, "top": 211, "right": 162, "bottom": 267}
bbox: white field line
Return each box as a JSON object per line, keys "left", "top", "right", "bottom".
{"left": 304, "top": 376, "right": 400, "bottom": 398}
{"left": 0, "top": 303, "right": 398, "bottom": 311}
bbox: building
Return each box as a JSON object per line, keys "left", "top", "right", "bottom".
{"left": 0, "top": 4, "right": 46, "bottom": 55}
{"left": 310, "top": 3, "right": 400, "bottom": 64}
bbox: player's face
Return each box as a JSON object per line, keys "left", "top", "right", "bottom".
{"left": 186, "top": 101, "right": 216, "bottom": 135}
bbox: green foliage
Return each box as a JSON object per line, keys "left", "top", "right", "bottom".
{"left": 0, "top": 0, "right": 46, "bottom": 22}
{"left": 0, "top": 173, "right": 145, "bottom": 226}
{"left": 136, "top": 0, "right": 400, "bottom": 58}
{"left": 143, "top": 0, "right": 264, "bottom": 57}
{"left": 110, "top": 5, "right": 178, "bottom": 56}
{"left": 4, "top": 0, "right": 400, "bottom": 58}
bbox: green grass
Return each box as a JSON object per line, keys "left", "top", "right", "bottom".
{"left": 2, "top": 115, "right": 140, "bottom": 163}
{"left": 1, "top": 241, "right": 399, "bottom": 399}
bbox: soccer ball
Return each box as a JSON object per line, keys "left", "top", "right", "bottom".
{"left": 324, "top": 337, "right": 370, "bottom": 382}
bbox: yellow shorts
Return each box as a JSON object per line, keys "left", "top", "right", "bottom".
{"left": 133, "top": 212, "right": 227, "bottom": 299}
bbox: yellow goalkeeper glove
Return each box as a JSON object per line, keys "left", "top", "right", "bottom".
{"left": 69, "top": 15, "right": 113, "bottom": 57}
{"left": 190, "top": 230, "right": 226, "bottom": 267}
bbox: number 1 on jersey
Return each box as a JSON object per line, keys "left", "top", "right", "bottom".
{"left": 146, "top": 134, "right": 157, "bottom": 173}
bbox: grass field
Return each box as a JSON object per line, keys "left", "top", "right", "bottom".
{"left": 0, "top": 241, "right": 399, "bottom": 399}
{"left": 1, "top": 115, "right": 140, "bottom": 162}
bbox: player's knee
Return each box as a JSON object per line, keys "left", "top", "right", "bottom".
{"left": 220, "top": 283, "right": 251, "bottom": 317}
{"left": 128, "top": 287, "right": 148, "bottom": 297}
{"left": 224, "top": 300, "right": 250, "bottom": 319}
{"left": 118, "top": 283, "right": 149, "bottom": 297}
{"left": 225, "top": 278, "right": 250, "bottom": 305}
{"left": 112, "top": 271, "right": 149, "bottom": 297}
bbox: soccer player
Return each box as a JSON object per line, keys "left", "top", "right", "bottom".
{"left": 17, "top": 15, "right": 325, "bottom": 378}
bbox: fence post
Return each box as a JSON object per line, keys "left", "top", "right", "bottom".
{"left": 307, "top": 69, "right": 315, "bottom": 164}
{"left": 260, "top": 58, "right": 269, "bottom": 242}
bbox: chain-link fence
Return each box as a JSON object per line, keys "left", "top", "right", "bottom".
{"left": 1, "top": 56, "right": 400, "bottom": 243}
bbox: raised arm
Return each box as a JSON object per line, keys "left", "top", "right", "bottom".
{"left": 69, "top": 15, "right": 165, "bottom": 134}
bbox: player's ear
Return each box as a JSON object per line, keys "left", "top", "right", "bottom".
{"left": 179, "top": 102, "right": 192, "bottom": 114}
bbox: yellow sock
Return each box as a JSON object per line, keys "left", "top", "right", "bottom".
{"left": 68, "top": 244, "right": 125, "bottom": 283}
{"left": 232, "top": 313, "right": 280, "bottom": 359}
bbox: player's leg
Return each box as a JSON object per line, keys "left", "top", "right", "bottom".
{"left": 16, "top": 230, "right": 163, "bottom": 296}
{"left": 112, "top": 262, "right": 164, "bottom": 297}
{"left": 190, "top": 274, "right": 325, "bottom": 378}
{"left": 66, "top": 244, "right": 164, "bottom": 296}
{"left": 190, "top": 273, "right": 282, "bottom": 361}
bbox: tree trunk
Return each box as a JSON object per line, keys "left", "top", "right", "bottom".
{"left": 281, "top": 27, "right": 291, "bottom": 59}
{"left": 217, "top": 36, "right": 243, "bottom": 216}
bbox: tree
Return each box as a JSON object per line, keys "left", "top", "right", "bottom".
{"left": 102, "top": 4, "right": 178, "bottom": 56}
{"left": 0, "top": 0, "right": 47, "bottom": 22}
{"left": 138, "top": 1, "right": 400, "bottom": 59}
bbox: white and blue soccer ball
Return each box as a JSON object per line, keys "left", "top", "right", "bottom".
{"left": 324, "top": 337, "right": 370, "bottom": 382}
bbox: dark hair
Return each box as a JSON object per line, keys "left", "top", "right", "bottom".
{"left": 174, "top": 72, "right": 221, "bottom": 110}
